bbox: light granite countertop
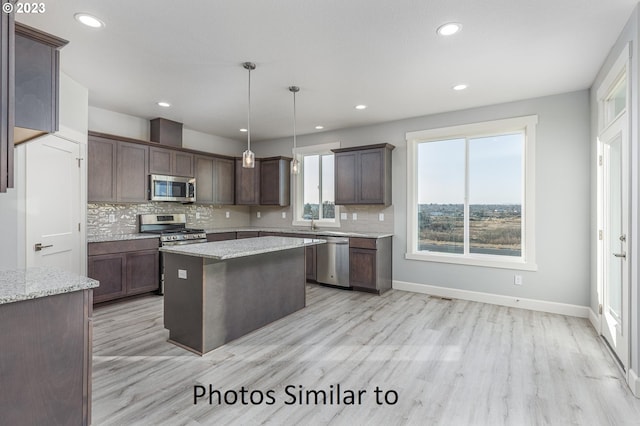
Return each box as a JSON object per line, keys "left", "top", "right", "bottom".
{"left": 0, "top": 267, "right": 99, "bottom": 305}
{"left": 88, "top": 233, "right": 160, "bottom": 243}
{"left": 159, "top": 236, "right": 326, "bottom": 260}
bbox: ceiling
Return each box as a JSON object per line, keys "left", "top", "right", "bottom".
{"left": 16, "top": 0, "right": 638, "bottom": 142}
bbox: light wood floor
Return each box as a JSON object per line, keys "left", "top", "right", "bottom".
{"left": 92, "top": 285, "right": 640, "bottom": 425}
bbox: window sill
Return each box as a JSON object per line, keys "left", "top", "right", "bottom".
{"left": 404, "top": 252, "right": 538, "bottom": 271}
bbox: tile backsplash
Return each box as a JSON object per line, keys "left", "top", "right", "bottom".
{"left": 87, "top": 203, "right": 251, "bottom": 237}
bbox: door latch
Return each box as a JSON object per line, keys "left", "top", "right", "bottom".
{"left": 613, "top": 252, "right": 627, "bottom": 259}
{"left": 34, "top": 243, "right": 53, "bottom": 252}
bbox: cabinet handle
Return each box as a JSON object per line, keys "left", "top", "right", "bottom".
{"left": 34, "top": 243, "right": 53, "bottom": 252}
{"left": 613, "top": 252, "right": 626, "bottom": 259}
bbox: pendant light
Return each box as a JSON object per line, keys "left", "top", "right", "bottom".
{"left": 242, "top": 62, "right": 256, "bottom": 168}
{"left": 289, "top": 86, "right": 300, "bottom": 174}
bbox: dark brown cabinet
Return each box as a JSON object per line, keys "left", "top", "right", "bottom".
{"left": 207, "top": 232, "right": 237, "bottom": 242}
{"left": 149, "top": 145, "right": 194, "bottom": 177}
{"left": 88, "top": 238, "right": 159, "bottom": 304}
{"left": 88, "top": 133, "right": 149, "bottom": 203}
{"left": 237, "top": 231, "right": 260, "bottom": 239}
{"left": 260, "top": 156, "right": 291, "bottom": 206}
{"left": 14, "top": 22, "right": 67, "bottom": 144}
{"left": 349, "top": 236, "right": 392, "bottom": 294}
{"left": 195, "top": 155, "right": 235, "bottom": 205}
{"left": 0, "top": 3, "right": 14, "bottom": 192}
{"left": 235, "top": 158, "right": 261, "bottom": 205}
{"left": 0, "top": 289, "right": 93, "bottom": 425}
{"left": 332, "top": 144, "right": 394, "bottom": 205}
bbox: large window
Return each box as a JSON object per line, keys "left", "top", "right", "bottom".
{"left": 406, "top": 116, "right": 537, "bottom": 270}
{"left": 293, "top": 142, "right": 340, "bottom": 227}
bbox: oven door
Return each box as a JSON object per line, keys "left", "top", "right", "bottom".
{"left": 150, "top": 174, "right": 196, "bottom": 202}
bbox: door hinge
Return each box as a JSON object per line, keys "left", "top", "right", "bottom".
{"left": 599, "top": 230, "right": 603, "bottom": 240}
{"left": 599, "top": 304, "right": 603, "bottom": 314}
{"left": 598, "top": 155, "right": 603, "bottom": 166}
{"left": 76, "top": 157, "right": 83, "bottom": 168}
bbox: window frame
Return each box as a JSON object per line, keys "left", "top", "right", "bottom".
{"left": 291, "top": 142, "right": 341, "bottom": 228}
{"left": 405, "top": 115, "right": 538, "bottom": 271}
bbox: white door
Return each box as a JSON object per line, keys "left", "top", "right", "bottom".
{"left": 597, "top": 44, "right": 630, "bottom": 370}
{"left": 599, "top": 115, "right": 629, "bottom": 369}
{"left": 25, "top": 134, "right": 82, "bottom": 274}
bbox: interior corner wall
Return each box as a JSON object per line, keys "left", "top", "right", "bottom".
{"left": 255, "top": 90, "right": 591, "bottom": 307}
{"left": 87, "top": 106, "right": 244, "bottom": 156}
{"left": 590, "top": 4, "right": 639, "bottom": 388}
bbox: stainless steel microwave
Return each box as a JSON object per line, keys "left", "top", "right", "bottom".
{"left": 149, "top": 174, "right": 196, "bottom": 202}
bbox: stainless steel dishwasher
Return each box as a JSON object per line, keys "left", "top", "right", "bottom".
{"left": 316, "top": 236, "right": 350, "bottom": 287}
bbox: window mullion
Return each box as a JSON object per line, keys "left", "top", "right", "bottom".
{"left": 464, "top": 138, "right": 470, "bottom": 255}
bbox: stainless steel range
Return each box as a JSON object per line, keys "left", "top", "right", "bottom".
{"left": 139, "top": 213, "right": 207, "bottom": 293}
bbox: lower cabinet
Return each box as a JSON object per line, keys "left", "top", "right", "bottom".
{"left": 88, "top": 238, "right": 159, "bottom": 304}
{"left": 306, "top": 244, "right": 317, "bottom": 282}
{"left": 0, "top": 289, "right": 92, "bottom": 425}
{"left": 236, "top": 231, "right": 260, "bottom": 239}
{"left": 207, "top": 232, "right": 237, "bottom": 242}
{"left": 349, "top": 236, "right": 392, "bottom": 294}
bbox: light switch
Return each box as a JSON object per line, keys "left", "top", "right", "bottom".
{"left": 178, "top": 269, "right": 188, "bottom": 280}
{"left": 225, "top": 211, "right": 230, "bottom": 219}
{"left": 282, "top": 212, "right": 287, "bottom": 219}
{"left": 341, "top": 213, "right": 347, "bottom": 220}
{"left": 379, "top": 213, "right": 384, "bottom": 221}
{"left": 257, "top": 211, "right": 261, "bottom": 218}
{"left": 352, "top": 213, "right": 358, "bottom": 221}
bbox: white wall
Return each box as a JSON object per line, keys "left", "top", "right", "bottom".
{"left": 88, "top": 106, "right": 243, "bottom": 156}
{"left": 255, "top": 90, "right": 591, "bottom": 308}
{"left": 590, "top": 5, "right": 640, "bottom": 395}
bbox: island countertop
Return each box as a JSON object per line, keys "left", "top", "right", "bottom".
{"left": 0, "top": 267, "right": 99, "bottom": 305}
{"left": 159, "top": 236, "right": 325, "bottom": 260}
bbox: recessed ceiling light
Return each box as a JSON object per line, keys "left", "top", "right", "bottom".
{"left": 240, "top": 128, "right": 248, "bottom": 132}
{"left": 437, "top": 22, "right": 462, "bottom": 36}
{"left": 157, "top": 101, "right": 171, "bottom": 108}
{"left": 74, "top": 13, "right": 105, "bottom": 29}
{"left": 315, "top": 125, "right": 324, "bottom": 130}
{"left": 355, "top": 105, "right": 367, "bottom": 110}
{"left": 452, "top": 84, "right": 468, "bottom": 91}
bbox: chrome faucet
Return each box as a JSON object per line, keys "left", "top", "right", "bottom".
{"left": 310, "top": 218, "right": 318, "bottom": 231}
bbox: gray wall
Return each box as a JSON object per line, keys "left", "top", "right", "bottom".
{"left": 255, "top": 90, "right": 591, "bottom": 306}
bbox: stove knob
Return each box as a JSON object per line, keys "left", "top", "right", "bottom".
{"left": 171, "top": 235, "right": 178, "bottom": 240}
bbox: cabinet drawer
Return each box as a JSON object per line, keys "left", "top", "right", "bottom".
{"left": 88, "top": 238, "right": 159, "bottom": 256}
{"left": 349, "top": 237, "right": 377, "bottom": 250}
{"left": 207, "top": 232, "right": 237, "bottom": 242}
{"left": 236, "top": 231, "right": 260, "bottom": 239}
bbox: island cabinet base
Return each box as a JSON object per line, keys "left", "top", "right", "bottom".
{"left": 163, "top": 248, "right": 306, "bottom": 355}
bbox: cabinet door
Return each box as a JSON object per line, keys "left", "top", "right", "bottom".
{"left": 306, "top": 245, "right": 317, "bottom": 281}
{"left": 149, "top": 146, "right": 172, "bottom": 175}
{"left": 349, "top": 248, "right": 377, "bottom": 290}
{"left": 213, "top": 158, "right": 235, "bottom": 204}
{"left": 235, "top": 158, "right": 260, "bottom": 205}
{"left": 260, "top": 158, "right": 290, "bottom": 206}
{"left": 334, "top": 152, "right": 358, "bottom": 204}
{"left": 126, "top": 249, "right": 159, "bottom": 295}
{"left": 236, "top": 231, "right": 259, "bottom": 239}
{"left": 0, "top": 5, "right": 13, "bottom": 192}
{"left": 195, "top": 155, "right": 214, "bottom": 203}
{"left": 116, "top": 141, "right": 149, "bottom": 202}
{"left": 174, "top": 152, "right": 194, "bottom": 177}
{"left": 207, "top": 232, "right": 236, "bottom": 242}
{"left": 359, "top": 148, "right": 385, "bottom": 203}
{"left": 88, "top": 253, "right": 126, "bottom": 303}
{"left": 88, "top": 136, "right": 117, "bottom": 202}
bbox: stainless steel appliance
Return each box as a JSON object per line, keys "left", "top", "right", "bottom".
{"left": 316, "top": 236, "right": 350, "bottom": 287}
{"left": 149, "top": 174, "right": 196, "bottom": 203}
{"left": 139, "top": 213, "right": 207, "bottom": 294}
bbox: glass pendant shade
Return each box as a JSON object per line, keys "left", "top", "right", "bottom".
{"left": 290, "top": 158, "right": 300, "bottom": 174}
{"left": 243, "top": 149, "right": 255, "bottom": 168}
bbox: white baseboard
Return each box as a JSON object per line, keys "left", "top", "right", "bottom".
{"left": 629, "top": 369, "right": 640, "bottom": 398}
{"left": 588, "top": 308, "right": 601, "bottom": 332}
{"left": 393, "top": 280, "right": 590, "bottom": 318}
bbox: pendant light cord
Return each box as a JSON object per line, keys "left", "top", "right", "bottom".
{"left": 247, "top": 66, "right": 251, "bottom": 152}
{"left": 293, "top": 89, "right": 296, "bottom": 151}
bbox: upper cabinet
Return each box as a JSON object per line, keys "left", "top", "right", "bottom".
{"left": 0, "top": 2, "right": 14, "bottom": 192}
{"left": 260, "top": 156, "right": 291, "bottom": 206}
{"left": 235, "top": 158, "right": 261, "bottom": 205}
{"left": 88, "top": 133, "right": 149, "bottom": 203}
{"left": 332, "top": 144, "right": 394, "bottom": 206}
{"left": 14, "top": 22, "right": 68, "bottom": 144}
{"left": 195, "top": 154, "right": 235, "bottom": 205}
{"left": 149, "top": 146, "right": 194, "bottom": 177}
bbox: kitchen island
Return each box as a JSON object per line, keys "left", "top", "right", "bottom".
{"left": 160, "top": 236, "right": 325, "bottom": 355}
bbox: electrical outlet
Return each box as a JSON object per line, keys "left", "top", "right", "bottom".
{"left": 108, "top": 214, "right": 116, "bottom": 223}
{"left": 341, "top": 213, "right": 347, "bottom": 220}
{"left": 257, "top": 211, "right": 261, "bottom": 218}
{"left": 379, "top": 213, "right": 384, "bottom": 221}
{"left": 514, "top": 275, "right": 523, "bottom": 285}
{"left": 352, "top": 213, "right": 358, "bottom": 221}
{"left": 196, "top": 212, "right": 201, "bottom": 219}
{"left": 178, "top": 269, "right": 188, "bottom": 280}
{"left": 282, "top": 212, "right": 287, "bottom": 219}
{"left": 225, "top": 211, "right": 230, "bottom": 219}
